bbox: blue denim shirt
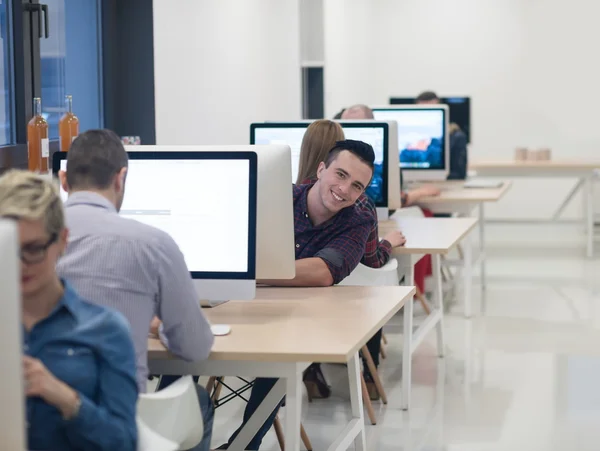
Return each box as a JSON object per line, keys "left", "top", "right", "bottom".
{"left": 24, "top": 281, "right": 138, "bottom": 451}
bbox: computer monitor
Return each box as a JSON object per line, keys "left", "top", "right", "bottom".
{"left": 371, "top": 105, "right": 449, "bottom": 181}
{"left": 0, "top": 220, "right": 26, "bottom": 450}
{"left": 53, "top": 151, "right": 258, "bottom": 303}
{"left": 249, "top": 121, "right": 401, "bottom": 213}
{"left": 122, "top": 145, "right": 296, "bottom": 281}
{"left": 389, "top": 96, "right": 471, "bottom": 143}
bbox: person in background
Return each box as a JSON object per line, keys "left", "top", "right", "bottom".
{"left": 56, "top": 130, "right": 215, "bottom": 451}
{"left": 0, "top": 170, "right": 137, "bottom": 451}
{"left": 297, "top": 119, "right": 406, "bottom": 399}
{"left": 218, "top": 140, "right": 377, "bottom": 450}
{"left": 341, "top": 104, "right": 441, "bottom": 204}
{"left": 341, "top": 103, "right": 437, "bottom": 344}
{"left": 415, "top": 91, "right": 468, "bottom": 180}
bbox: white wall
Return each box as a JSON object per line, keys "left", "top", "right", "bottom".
{"left": 153, "top": 0, "right": 302, "bottom": 146}
{"left": 300, "top": 0, "right": 324, "bottom": 64}
{"left": 324, "top": 0, "right": 600, "bottom": 220}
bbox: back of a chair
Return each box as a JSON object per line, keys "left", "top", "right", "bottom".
{"left": 137, "top": 376, "right": 203, "bottom": 450}
{"left": 137, "top": 418, "right": 178, "bottom": 451}
{"left": 391, "top": 206, "right": 425, "bottom": 218}
{"left": 338, "top": 259, "right": 399, "bottom": 287}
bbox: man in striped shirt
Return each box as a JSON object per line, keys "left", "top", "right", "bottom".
{"left": 56, "top": 130, "right": 214, "bottom": 451}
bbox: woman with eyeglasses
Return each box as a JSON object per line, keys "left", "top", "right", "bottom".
{"left": 0, "top": 170, "right": 138, "bottom": 451}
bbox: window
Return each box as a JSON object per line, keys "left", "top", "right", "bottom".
{"left": 40, "top": 0, "right": 102, "bottom": 139}
{"left": 0, "top": 0, "right": 14, "bottom": 145}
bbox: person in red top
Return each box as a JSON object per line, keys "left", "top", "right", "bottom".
{"left": 217, "top": 140, "right": 378, "bottom": 450}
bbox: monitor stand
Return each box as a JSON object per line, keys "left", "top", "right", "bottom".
{"left": 376, "top": 207, "right": 389, "bottom": 221}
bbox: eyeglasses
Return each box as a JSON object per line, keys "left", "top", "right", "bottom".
{"left": 20, "top": 233, "right": 58, "bottom": 265}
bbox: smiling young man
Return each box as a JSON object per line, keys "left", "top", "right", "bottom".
{"left": 218, "top": 140, "right": 376, "bottom": 450}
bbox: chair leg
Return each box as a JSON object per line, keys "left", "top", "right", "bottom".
{"left": 211, "top": 377, "right": 224, "bottom": 404}
{"left": 300, "top": 424, "right": 313, "bottom": 451}
{"left": 205, "top": 376, "right": 216, "bottom": 394}
{"left": 273, "top": 416, "right": 313, "bottom": 451}
{"left": 361, "top": 345, "right": 387, "bottom": 404}
{"left": 380, "top": 332, "right": 387, "bottom": 359}
{"left": 360, "top": 373, "right": 377, "bottom": 425}
{"left": 415, "top": 287, "right": 432, "bottom": 315}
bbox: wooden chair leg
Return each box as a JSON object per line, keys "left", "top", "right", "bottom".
{"left": 300, "top": 423, "right": 313, "bottom": 450}
{"left": 211, "top": 376, "right": 224, "bottom": 404}
{"left": 273, "top": 416, "right": 313, "bottom": 451}
{"left": 380, "top": 332, "right": 388, "bottom": 359}
{"left": 205, "top": 376, "right": 216, "bottom": 394}
{"left": 415, "top": 287, "right": 432, "bottom": 315}
{"left": 361, "top": 345, "right": 387, "bottom": 404}
{"left": 360, "top": 373, "right": 377, "bottom": 425}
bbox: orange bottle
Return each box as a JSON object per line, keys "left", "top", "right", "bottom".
{"left": 27, "top": 97, "right": 49, "bottom": 173}
{"left": 59, "top": 95, "right": 79, "bottom": 152}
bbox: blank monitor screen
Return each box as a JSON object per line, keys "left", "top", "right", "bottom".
{"left": 55, "top": 152, "right": 257, "bottom": 279}
{"left": 372, "top": 108, "right": 447, "bottom": 171}
{"left": 390, "top": 96, "right": 471, "bottom": 143}
{"left": 250, "top": 123, "right": 388, "bottom": 206}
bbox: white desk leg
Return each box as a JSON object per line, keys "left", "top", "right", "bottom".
{"left": 229, "top": 377, "right": 286, "bottom": 451}
{"left": 586, "top": 175, "right": 594, "bottom": 258}
{"left": 348, "top": 351, "right": 366, "bottom": 451}
{"left": 401, "top": 257, "right": 414, "bottom": 411}
{"left": 432, "top": 254, "right": 445, "bottom": 357}
{"left": 284, "top": 365, "right": 303, "bottom": 451}
{"left": 478, "top": 203, "right": 486, "bottom": 293}
{"left": 463, "top": 232, "right": 473, "bottom": 318}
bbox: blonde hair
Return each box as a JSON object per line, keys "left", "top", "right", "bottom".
{"left": 0, "top": 170, "right": 65, "bottom": 236}
{"left": 296, "top": 120, "right": 345, "bottom": 184}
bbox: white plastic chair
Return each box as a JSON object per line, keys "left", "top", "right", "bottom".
{"left": 137, "top": 375, "right": 203, "bottom": 451}
{"left": 338, "top": 258, "right": 399, "bottom": 286}
{"left": 390, "top": 205, "right": 425, "bottom": 219}
{"left": 137, "top": 418, "right": 178, "bottom": 451}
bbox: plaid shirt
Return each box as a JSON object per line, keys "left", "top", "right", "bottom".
{"left": 294, "top": 182, "right": 376, "bottom": 284}
{"left": 354, "top": 195, "right": 392, "bottom": 268}
{"left": 300, "top": 179, "right": 392, "bottom": 269}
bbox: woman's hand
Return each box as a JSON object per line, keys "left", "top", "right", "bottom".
{"left": 23, "top": 356, "right": 80, "bottom": 419}
{"left": 405, "top": 185, "right": 441, "bottom": 205}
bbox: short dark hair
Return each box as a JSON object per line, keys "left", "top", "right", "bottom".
{"left": 325, "top": 139, "right": 375, "bottom": 172}
{"left": 66, "top": 129, "right": 129, "bottom": 190}
{"left": 333, "top": 108, "right": 346, "bottom": 119}
{"left": 415, "top": 91, "right": 440, "bottom": 103}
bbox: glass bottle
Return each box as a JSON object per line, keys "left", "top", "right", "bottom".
{"left": 59, "top": 95, "right": 79, "bottom": 152}
{"left": 27, "top": 98, "right": 49, "bottom": 173}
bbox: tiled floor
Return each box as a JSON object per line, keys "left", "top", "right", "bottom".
{"left": 209, "top": 225, "right": 600, "bottom": 450}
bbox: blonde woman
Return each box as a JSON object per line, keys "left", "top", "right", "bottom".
{"left": 0, "top": 170, "right": 137, "bottom": 451}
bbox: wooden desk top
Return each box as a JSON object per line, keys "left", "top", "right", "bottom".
{"left": 416, "top": 181, "right": 512, "bottom": 204}
{"left": 379, "top": 217, "right": 478, "bottom": 254}
{"left": 471, "top": 160, "right": 600, "bottom": 171}
{"left": 148, "top": 286, "right": 414, "bottom": 364}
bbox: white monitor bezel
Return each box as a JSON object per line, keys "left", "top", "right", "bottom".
{"left": 371, "top": 104, "right": 450, "bottom": 182}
